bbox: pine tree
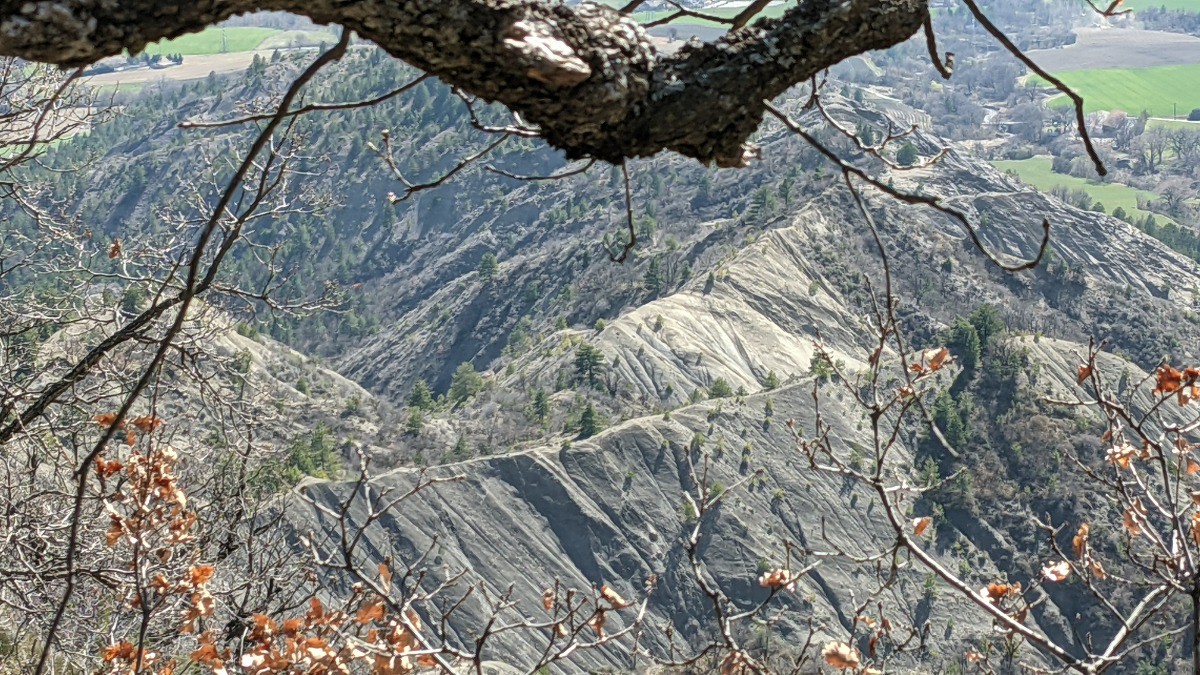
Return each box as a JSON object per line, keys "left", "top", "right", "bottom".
{"left": 896, "top": 141, "right": 919, "bottom": 167}
{"left": 809, "top": 353, "right": 834, "bottom": 382}
{"left": 531, "top": 388, "right": 550, "bottom": 425}
{"left": 643, "top": 257, "right": 664, "bottom": 294}
{"left": 932, "top": 390, "right": 968, "bottom": 449}
{"left": 709, "top": 377, "right": 734, "bottom": 398}
{"left": 763, "top": 370, "right": 780, "bottom": 390}
{"left": 448, "top": 362, "right": 485, "bottom": 403}
{"left": 478, "top": 252, "right": 499, "bottom": 283}
{"left": 946, "top": 319, "right": 982, "bottom": 375}
{"left": 574, "top": 342, "right": 605, "bottom": 385}
{"left": 408, "top": 379, "right": 434, "bottom": 410}
{"left": 578, "top": 402, "right": 600, "bottom": 438}
{"left": 451, "top": 436, "right": 470, "bottom": 460}
{"left": 968, "top": 304, "right": 1005, "bottom": 350}
{"left": 405, "top": 408, "right": 424, "bottom": 435}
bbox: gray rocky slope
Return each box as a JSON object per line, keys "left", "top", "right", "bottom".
{"left": 283, "top": 99, "right": 1200, "bottom": 670}
{"left": 290, "top": 377, "right": 991, "bottom": 672}
{"left": 339, "top": 95, "right": 1200, "bottom": 413}
{"left": 292, "top": 336, "right": 1169, "bottom": 672}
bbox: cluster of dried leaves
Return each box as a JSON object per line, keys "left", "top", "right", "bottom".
{"left": 96, "top": 412, "right": 437, "bottom": 675}
{"left": 908, "top": 347, "right": 953, "bottom": 377}
{"left": 757, "top": 569, "right": 798, "bottom": 593}
{"left": 1151, "top": 364, "right": 1200, "bottom": 405}
{"left": 194, "top": 587, "right": 434, "bottom": 675}
{"left": 541, "top": 582, "right": 631, "bottom": 640}
{"left": 95, "top": 412, "right": 167, "bottom": 449}
{"left": 98, "top": 414, "right": 215, "bottom": 675}
{"left": 821, "top": 638, "right": 884, "bottom": 674}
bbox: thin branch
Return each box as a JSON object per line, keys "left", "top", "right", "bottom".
{"left": 958, "top": 0, "right": 1106, "bottom": 177}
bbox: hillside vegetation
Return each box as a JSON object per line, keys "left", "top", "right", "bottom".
{"left": 10, "top": 2, "right": 1200, "bottom": 669}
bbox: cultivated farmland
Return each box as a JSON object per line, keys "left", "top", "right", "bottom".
{"left": 1027, "top": 27, "right": 1200, "bottom": 70}
{"left": 138, "top": 26, "right": 336, "bottom": 57}
{"left": 1042, "top": 64, "right": 1200, "bottom": 116}
{"left": 139, "top": 27, "right": 279, "bottom": 56}
{"left": 1122, "top": 0, "right": 1200, "bottom": 11}
{"left": 83, "top": 27, "right": 337, "bottom": 89}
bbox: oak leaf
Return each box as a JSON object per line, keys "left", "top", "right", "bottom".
{"left": 979, "top": 582, "right": 1019, "bottom": 603}
{"left": 1042, "top": 560, "right": 1071, "bottom": 583}
{"left": 102, "top": 641, "right": 135, "bottom": 662}
{"left": 1155, "top": 365, "right": 1183, "bottom": 396}
{"left": 131, "top": 415, "right": 164, "bottom": 433}
{"left": 95, "top": 457, "right": 123, "bottom": 478}
{"left": 821, "top": 641, "right": 861, "bottom": 670}
{"left": 1123, "top": 498, "right": 1148, "bottom": 537}
{"left": 589, "top": 610, "right": 606, "bottom": 638}
{"left": 306, "top": 597, "right": 325, "bottom": 622}
{"left": 720, "top": 650, "right": 752, "bottom": 675}
{"left": 600, "top": 584, "right": 628, "bottom": 609}
{"left": 1073, "top": 524, "right": 1089, "bottom": 560}
{"left": 187, "top": 564, "right": 215, "bottom": 586}
{"left": 928, "top": 347, "right": 951, "bottom": 371}
{"left": 912, "top": 516, "right": 932, "bottom": 537}
{"left": 1077, "top": 364, "right": 1092, "bottom": 385}
{"left": 94, "top": 413, "right": 124, "bottom": 429}
{"left": 356, "top": 601, "right": 385, "bottom": 625}
{"left": 757, "top": 569, "right": 796, "bottom": 592}
{"left": 1106, "top": 444, "right": 1137, "bottom": 469}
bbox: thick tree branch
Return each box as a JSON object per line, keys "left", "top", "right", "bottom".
{"left": 0, "top": 0, "right": 926, "bottom": 165}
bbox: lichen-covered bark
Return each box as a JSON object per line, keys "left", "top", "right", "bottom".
{"left": 0, "top": 0, "right": 927, "bottom": 166}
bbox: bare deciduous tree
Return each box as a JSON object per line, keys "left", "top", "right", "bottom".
{"left": 2, "top": 0, "right": 1172, "bottom": 673}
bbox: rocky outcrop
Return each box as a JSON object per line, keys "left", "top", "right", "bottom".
{"left": 289, "top": 377, "right": 1011, "bottom": 672}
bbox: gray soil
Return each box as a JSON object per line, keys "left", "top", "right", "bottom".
{"left": 1028, "top": 27, "right": 1200, "bottom": 71}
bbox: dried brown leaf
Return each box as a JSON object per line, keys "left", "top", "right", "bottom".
{"left": 821, "top": 641, "right": 861, "bottom": 670}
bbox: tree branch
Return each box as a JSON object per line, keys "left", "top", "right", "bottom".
{"left": 0, "top": 0, "right": 927, "bottom": 166}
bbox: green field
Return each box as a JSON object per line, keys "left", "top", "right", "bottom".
{"left": 258, "top": 30, "right": 338, "bottom": 50}
{"left": 592, "top": 0, "right": 797, "bottom": 27}
{"left": 992, "top": 157, "right": 1171, "bottom": 224}
{"left": 1122, "top": 0, "right": 1200, "bottom": 11}
{"left": 140, "top": 27, "right": 278, "bottom": 56}
{"left": 1044, "top": 64, "right": 1200, "bottom": 116}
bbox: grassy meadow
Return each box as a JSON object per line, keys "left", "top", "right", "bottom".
{"left": 139, "top": 27, "right": 278, "bottom": 56}
{"left": 992, "top": 156, "right": 1171, "bottom": 224}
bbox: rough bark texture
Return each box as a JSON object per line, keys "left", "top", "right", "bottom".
{"left": 0, "top": 0, "right": 927, "bottom": 165}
